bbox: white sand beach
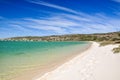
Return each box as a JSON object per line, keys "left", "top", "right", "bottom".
{"left": 35, "top": 42, "right": 120, "bottom": 80}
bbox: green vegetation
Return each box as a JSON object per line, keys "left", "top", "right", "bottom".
{"left": 99, "top": 41, "right": 120, "bottom": 46}
{"left": 112, "top": 45, "right": 120, "bottom": 53}
{"left": 99, "top": 41, "right": 120, "bottom": 53}
{"left": 99, "top": 41, "right": 114, "bottom": 46}
{"left": 2, "top": 31, "right": 120, "bottom": 42}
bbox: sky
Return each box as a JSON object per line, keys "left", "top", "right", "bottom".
{"left": 0, "top": 0, "right": 120, "bottom": 38}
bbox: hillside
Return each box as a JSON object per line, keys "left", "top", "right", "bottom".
{"left": 2, "top": 31, "right": 120, "bottom": 42}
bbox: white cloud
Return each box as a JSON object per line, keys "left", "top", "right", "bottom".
{"left": 1, "top": 1, "right": 120, "bottom": 37}
{"left": 112, "top": 0, "right": 120, "bottom": 3}
{"left": 26, "top": 0, "right": 79, "bottom": 14}
{"left": 11, "top": 24, "right": 33, "bottom": 32}
{"left": 0, "top": 16, "right": 4, "bottom": 19}
{"left": 6, "top": 12, "right": 120, "bottom": 35}
{"left": 23, "top": 17, "right": 79, "bottom": 28}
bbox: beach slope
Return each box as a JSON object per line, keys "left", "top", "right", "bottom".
{"left": 35, "top": 42, "right": 120, "bottom": 80}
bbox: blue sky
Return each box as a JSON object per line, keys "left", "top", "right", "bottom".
{"left": 0, "top": 0, "right": 120, "bottom": 38}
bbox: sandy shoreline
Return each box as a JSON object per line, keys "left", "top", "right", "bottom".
{"left": 35, "top": 42, "right": 120, "bottom": 80}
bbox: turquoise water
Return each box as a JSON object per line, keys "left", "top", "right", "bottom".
{"left": 0, "top": 41, "right": 90, "bottom": 80}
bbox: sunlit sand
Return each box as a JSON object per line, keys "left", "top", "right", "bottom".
{"left": 36, "top": 42, "right": 120, "bottom": 80}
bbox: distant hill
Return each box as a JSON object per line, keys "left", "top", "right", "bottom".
{"left": 2, "top": 31, "right": 120, "bottom": 42}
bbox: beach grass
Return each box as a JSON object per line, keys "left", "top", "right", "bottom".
{"left": 112, "top": 45, "right": 120, "bottom": 53}
{"left": 99, "top": 41, "right": 114, "bottom": 46}
{"left": 99, "top": 41, "right": 120, "bottom": 53}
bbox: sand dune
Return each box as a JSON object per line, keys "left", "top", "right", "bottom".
{"left": 35, "top": 42, "right": 120, "bottom": 80}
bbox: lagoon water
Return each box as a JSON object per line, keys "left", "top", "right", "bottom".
{"left": 0, "top": 41, "right": 90, "bottom": 80}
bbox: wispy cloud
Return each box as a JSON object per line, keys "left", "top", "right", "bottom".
{"left": 0, "top": 1, "right": 120, "bottom": 38}
{"left": 0, "top": 12, "right": 120, "bottom": 38}
{"left": 112, "top": 0, "right": 120, "bottom": 3}
{"left": 3, "top": 12, "right": 119, "bottom": 35}
{"left": 0, "top": 16, "right": 4, "bottom": 20}
{"left": 26, "top": 0, "right": 79, "bottom": 14}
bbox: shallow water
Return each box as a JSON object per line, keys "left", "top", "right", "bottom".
{"left": 0, "top": 41, "right": 90, "bottom": 80}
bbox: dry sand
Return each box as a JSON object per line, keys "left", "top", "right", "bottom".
{"left": 35, "top": 42, "right": 120, "bottom": 80}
